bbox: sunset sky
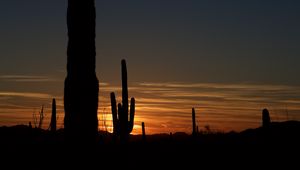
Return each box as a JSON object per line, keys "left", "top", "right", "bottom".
{"left": 0, "top": 0, "right": 300, "bottom": 134}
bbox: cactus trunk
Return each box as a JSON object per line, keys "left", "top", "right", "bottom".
{"left": 122, "top": 60, "right": 128, "bottom": 118}
{"left": 50, "top": 98, "right": 56, "bottom": 132}
{"left": 64, "top": 0, "right": 99, "bottom": 141}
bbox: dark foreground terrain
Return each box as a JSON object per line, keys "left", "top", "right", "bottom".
{"left": 1, "top": 121, "right": 299, "bottom": 168}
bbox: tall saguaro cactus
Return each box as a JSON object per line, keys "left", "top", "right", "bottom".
{"left": 50, "top": 98, "right": 56, "bottom": 132}
{"left": 110, "top": 59, "right": 135, "bottom": 143}
{"left": 64, "top": 0, "right": 99, "bottom": 141}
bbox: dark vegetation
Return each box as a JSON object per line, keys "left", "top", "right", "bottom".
{"left": 0, "top": 120, "right": 299, "bottom": 168}
{"left": 1, "top": 106, "right": 299, "bottom": 167}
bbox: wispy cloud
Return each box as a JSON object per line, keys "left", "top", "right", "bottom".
{"left": 139, "top": 82, "right": 299, "bottom": 93}
{"left": 99, "top": 82, "right": 110, "bottom": 86}
{"left": 0, "top": 75, "right": 56, "bottom": 82}
{"left": 0, "top": 92, "right": 52, "bottom": 99}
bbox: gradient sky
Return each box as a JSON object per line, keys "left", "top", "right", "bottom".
{"left": 0, "top": 0, "right": 300, "bottom": 134}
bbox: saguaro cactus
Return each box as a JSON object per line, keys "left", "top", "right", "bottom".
{"left": 192, "top": 108, "right": 196, "bottom": 137}
{"left": 64, "top": 0, "right": 99, "bottom": 141}
{"left": 110, "top": 59, "right": 135, "bottom": 143}
{"left": 262, "top": 108, "right": 271, "bottom": 128}
{"left": 50, "top": 98, "right": 56, "bottom": 132}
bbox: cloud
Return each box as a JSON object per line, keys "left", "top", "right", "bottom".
{"left": 0, "top": 75, "right": 56, "bottom": 82}
{"left": 99, "top": 82, "right": 109, "bottom": 86}
{"left": 139, "top": 82, "right": 298, "bottom": 91}
{"left": 0, "top": 92, "right": 52, "bottom": 99}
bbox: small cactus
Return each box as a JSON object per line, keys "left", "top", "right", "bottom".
{"left": 111, "top": 59, "right": 135, "bottom": 143}
{"left": 29, "top": 122, "right": 32, "bottom": 129}
{"left": 50, "top": 98, "right": 56, "bottom": 132}
{"left": 192, "top": 108, "right": 196, "bottom": 136}
{"left": 262, "top": 108, "right": 271, "bottom": 128}
{"left": 142, "top": 122, "right": 146, "bottom": 142}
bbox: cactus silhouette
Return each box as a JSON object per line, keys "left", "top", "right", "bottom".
{"left": 29, "top": 122, "right": 32, "bottom": 129}
{"left": 110, "top": 59, "right": 135, "bottom": 143}
{"left": 142, "top": 122, "right": 146, "bottom": 142}
{"left": 192, "top": 108, "right": 196, "bottom": 137}
{"left": 50, "top": 98, "right": 56, "bottom": 132}
{"left": 262, "top": 108, "right": 271, "bottom": 128}
{"left": 64, "top": 0, "right": 99, "bottom": 141}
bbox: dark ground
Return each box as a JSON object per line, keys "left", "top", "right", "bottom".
{"left": 1, "top": 121, "right": 299, "bottom": 168}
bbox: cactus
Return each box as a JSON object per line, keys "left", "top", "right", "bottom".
{"left": 110, "top": 59, "right": 135, "bottom": 143}
{"left": 50, "top": 98, "right": 56, "bottom": 132}
{"left": 192, "top": 108, "right": 196, "bottom": 136}
{"left": 262, "top": 108, "right": 271, "bottom": 128}
{"left": 64, "top": 0, "right": 99, "bottom": 141}
{"left": 142, "top": 122, "right": 146, "bottom": 142}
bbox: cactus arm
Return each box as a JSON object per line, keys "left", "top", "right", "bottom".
{"left": 117, "top": 103, "right": 123, "bottom": 121}
{"left": 128, "top": 97, "right": 135, "bottom": 133}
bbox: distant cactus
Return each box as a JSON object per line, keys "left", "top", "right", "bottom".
{"left": 142, "top": 122, "right": 146, "bottom": 142}
{"left": 169, "top": 132, "right": 173, "bottom": 142}
{"left": 192, "top": 108, "right": 196, "bottom": 136}
{"left": 50, "top": 98, "right": 56, "bottom": 132}
{"left": 262, "top": 109, "right": 271, "bottom": 128}
{"left": 110, "top": 59, "right": 135, "bottom": 143}
{"left": 29, "top": 122, "right": 32, "bottom": 129}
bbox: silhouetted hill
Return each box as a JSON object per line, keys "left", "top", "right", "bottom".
{"left": 0, "top": 121, "right": 299, "bottom": 168}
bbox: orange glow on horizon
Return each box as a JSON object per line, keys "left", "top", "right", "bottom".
{"left": 1, "top": 82, "right": 300, "bottom": 134}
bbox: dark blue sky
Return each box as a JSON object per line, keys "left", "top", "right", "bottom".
{"left": 1, "top": 0, "right": 300, "bottom": 133}
{"left": 1, "top": 0, "right": 300, "bottom": 85}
